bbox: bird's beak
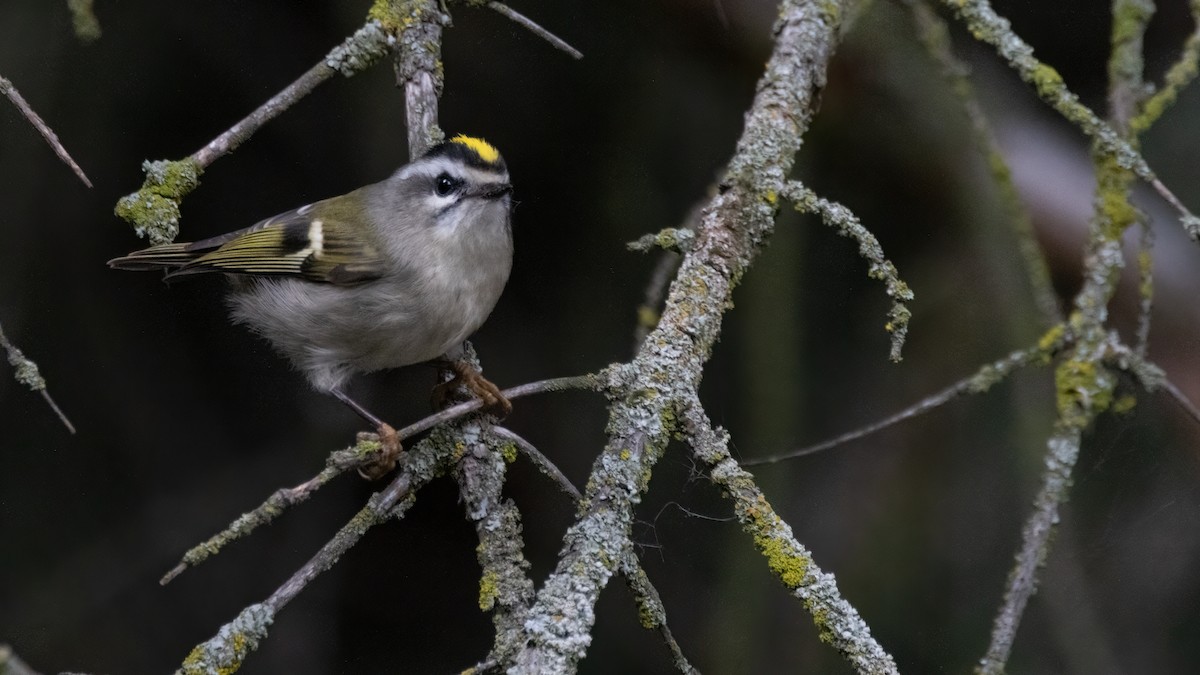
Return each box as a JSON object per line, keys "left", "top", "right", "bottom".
{"left": 480, "top": 183, "right": 513, "bottom": 200}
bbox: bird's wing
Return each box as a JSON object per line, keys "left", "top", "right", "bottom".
{"left": 159, "top": 199, "right": 387, "bottom": 285}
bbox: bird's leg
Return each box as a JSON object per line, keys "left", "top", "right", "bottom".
{"left": 332, "top": 388, "right": 402, "bottom": 480}
{"left": 430, "top": 359, "right": 513, "bottom": 416}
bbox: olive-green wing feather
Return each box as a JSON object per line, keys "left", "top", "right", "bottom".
{"left": 109, "top": 195, "right": 387, "bottom": 286}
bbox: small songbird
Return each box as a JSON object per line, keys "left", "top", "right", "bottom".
{"left": 110, "top": 135, "right": 515, "bottom": 477}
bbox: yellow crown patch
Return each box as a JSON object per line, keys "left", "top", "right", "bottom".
{"left": 450, "top": 135, "right": 501, "bottom": 164}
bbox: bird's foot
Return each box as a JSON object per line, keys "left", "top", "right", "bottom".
{"left": 431, "top": 361, "right": 512, "bottom": 417}
{"left": 357, "top": 423, "right": 403, "bottom": 480}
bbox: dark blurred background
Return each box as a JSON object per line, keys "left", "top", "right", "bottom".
{"left": 2, "top": 0, "right": 1199, "bottom": 672}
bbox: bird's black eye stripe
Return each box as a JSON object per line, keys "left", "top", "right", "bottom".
{"left": 434, "top": 173, "right": 463, "bottom": 197}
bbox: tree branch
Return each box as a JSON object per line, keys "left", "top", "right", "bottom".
{"left": 0, "top": 74, "right": 92, "bottom": 187}
{"left": 681, "top": 401, "right": 898, "bottom": 673}
{"left": 160, "top": 374, "right": 598, "bottom": 585}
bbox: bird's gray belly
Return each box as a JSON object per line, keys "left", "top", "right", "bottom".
{"left": 227, "top": 276, "right": 491, "bottom": 391}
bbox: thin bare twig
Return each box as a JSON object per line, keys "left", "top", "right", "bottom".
{"left": 0, "top": 75, "right": 92, "bottom": 187}
{"left": 160, "top": 373, "right": 599, "bottom": 585}
{"left": 484, "top": 2, "right": 583, "bottom": 59}
{"left": 743, "top": 342, "right": 1053, "bottom": 466}
{"left": 491, "top": 427, "right": 698, "bottom": 674}
{"left": 0, "top": 319, "right": 75, "bottom": 434}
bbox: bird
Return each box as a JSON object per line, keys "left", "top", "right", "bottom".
{"left": 109, "top": 135, "right": 515, "bottom": 477}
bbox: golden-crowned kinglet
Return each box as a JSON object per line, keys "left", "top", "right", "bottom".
{"left": 110, "top": 135, "right": 514, "bottom": 473}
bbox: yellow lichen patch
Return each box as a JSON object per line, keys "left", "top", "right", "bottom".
{"left": 756, "top": 533, "right": 809, "bottom": 589}
{"left": 500, "top": 442, "right": 518, "bottom": 464}
{"left": 451, "top": 135, "right": 501, "bottom": 163}
{"left": 1112, "top": 394, "right": 1138, "bottom": 415}
{"left": 478, "top": 570, "right": 500, "bottom": 610}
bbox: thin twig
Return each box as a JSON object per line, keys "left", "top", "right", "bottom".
{"left": 160, "top": 373, "right": 599, "bottom": 585}
{"left": 484, "top": 2, "right": 583, "bottom": 59}
{"left": 743, "top": 342, "right": 1053, "bottom": 466}
{"left": 0, "top": 75, "right": 92, "bottom": 187}
{"left": 116, "top": 20, "right": 394, "bottom": 244}
{"left": 0, "top": 319, "right": 75, "bottom": 434}
{"left": 1134, "top": 223, "right": 1154, "bottom": 356}
{"left": 905, "top": 0, "right": 1062, "bottom": 326}
{"left": 177, "top": 429, "right": 458, "bottom": 674}
{"left": 491, "top": 427, "right": 699, "bottom": 674}
{"left": 192, "top": 22, "right": 393, "bottom": 167}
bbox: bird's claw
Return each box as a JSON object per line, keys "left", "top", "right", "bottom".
{"left": 431, "top": 362, "right": 512, "bottom": 417}
{"left": 358, "top": 423, "right": 402, "bottom": 480}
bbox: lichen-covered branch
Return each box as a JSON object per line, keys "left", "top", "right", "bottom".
{"left": 782, "top": 181, "right": 912, "bottom": 361}
{"left": 1130, "top": 0, "right": 1200, "bottom": 134}
{"left": 0, "top": 74, "right": 92, "bottom": 187}
{"left": 456, "top": 423, "right": 535, "bottom": 666}
{"left": 509, "top": 1, "right": 889, "bottom": 671}
{"left": 938, "top": 0, "right": 1200, "bottom": 237}
{"left": 115, "top": 18, "right": 395, "bottom": 244}
{"left": 0, "top": 319, "right": 74, "bottom": 434}
{"left": 905, "top": 0, "right": 1061, "bottom": 326}
{"left": 975, "top": 1, "right": 1164, "bottom": 668}
{"left": 682, "top": 402, "right": 898, "bottom": 674}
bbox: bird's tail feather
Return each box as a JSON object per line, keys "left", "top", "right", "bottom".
{"left": 107, "top": 243, "right": 199, "bottom": 271}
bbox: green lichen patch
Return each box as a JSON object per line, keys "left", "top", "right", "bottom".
{"left": 114, "top": 158, "right": 202, "bottom": 245}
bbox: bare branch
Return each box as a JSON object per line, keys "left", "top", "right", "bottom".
{"left": 742, "top": 340, "right": 1057, "bottom": 466}
{"left": 160, "top": 373, "right": 599, "bottom": 584}
{"left": 1130, "top": 1, "right": 1200, "bottom": 134}
{"left": 483, "top": 2, "right": 583, "bottom": 59}
{"left": 0, "top": 319, "right": 75, "bottom": 434}
{"left": 0, "top": 74, "right": 92, "bottom": 187}
{"left": 457, "top": 423, "right": 535, "bottom": 665}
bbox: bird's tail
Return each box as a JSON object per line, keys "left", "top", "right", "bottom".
{"left": 107, "top": 242, "right": 200, "bottom": 271}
